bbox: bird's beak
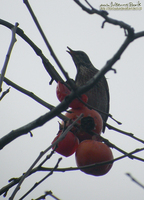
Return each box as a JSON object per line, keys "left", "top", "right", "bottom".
{"left": 67, "top": 46, "right": 75, "bottom": 56}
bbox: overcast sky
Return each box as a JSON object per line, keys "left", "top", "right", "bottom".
{"left": 1, "top": 0, "right": 144, "bottom": 199}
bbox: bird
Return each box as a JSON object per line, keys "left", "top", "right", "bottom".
{"left": 67, "top": 47, "right": 110, "bottom": 132}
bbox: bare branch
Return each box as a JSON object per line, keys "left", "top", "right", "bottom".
{"left": 134, "top": 31, "right": 144, "bottom": 39}
{"left": 73, "top": 0, "right": 134, "bottom": 36}
{"left": 33, "top": 191, "right": 60, "bottom": 200}
{"left": 0, "top": 85, "right": 83, "bottom": 150}
{"left": 38, "top": 147, "right": 144, "bottom": 172}
{"left": 0, "top": 22, "right": 18, "bottom": 92}
{"left": 19, "top": 158, "right": 62, "bottom": 199}
{"left": 23, "top": 0, "right": 74, "bottom": 88}
{"left": 3, "top": 76, "right": 67, "bottom": 121}
{"left": 106, "top": 123, "right": 144, "bottom": 144}
{"left": 0, "top": 19, "right": 63, "bottom": 83}
{"left": 0, "top": 87, "right": 10, "bottom": 100}
{"left": 9, "top": 114, "right": 83, "bottom": 199}
{"left": 101, "top": 137, "right": 144, "bottom": 162}
{"left": 126, "top": 173, "right": 144, "bottom": 189}
{"left": 0, "top": 149, "right": 56, "bottom": 197}
{"left": 1, "top": 146, "right": 144, "bottom": 197}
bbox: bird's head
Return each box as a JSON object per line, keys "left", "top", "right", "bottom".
{"left": 67, "top": 47, "right": 92, "bottom": 70}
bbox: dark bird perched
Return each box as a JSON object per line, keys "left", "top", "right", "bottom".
{"left": 67, "top": 47, "right": 110, "bottom": 132}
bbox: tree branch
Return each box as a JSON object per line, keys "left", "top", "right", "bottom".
{"left": 3, "top": 76, "right": 67, "bottom": 121}
{"left": 9, "top": 114, "right": 83, "bottom": 199}
{"left": 23, "top": 0, "right": 74, "bottom": 87}
{"left": 33, "top": 191, "right": 60, "bottom": 200}
{"left": 106, "top": 123, "right": 144, "bottom": 144}
{"left": 0, "top": 87, "right": 10, "bottom": 100}
{"left": 1, "top": 146, "right": 144, "bottom": 197}
{"left": 19, "top": 158, "right": 62, "bottom": 200}
{"left": 0, "top": 22, "right": 18, "bottom": 92}
{"left": 0, "top": 19, "right": 63, "bottom": 83}
{"left": 73, "top": 0, "right": 135, "bottom": 36}
{"left": 126, "top": 173, "right": 144, "bottom": 189}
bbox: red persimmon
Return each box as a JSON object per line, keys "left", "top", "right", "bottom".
{"left": 56, "top": 81, "right": 88, "bottom": 109}
{"left": 64, "top": 106, "right": 103, "bottom": 142}
{"left": 52, "top": 131, "right": 79, "bottom": 157}
{"left": 75, "top": 140, "right": 113, "bottom": 176}
{"left": 56, "top": 81, "right": 70, "bottom": 102}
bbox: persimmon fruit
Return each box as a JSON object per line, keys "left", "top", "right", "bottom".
{"left": 56, "top": 81, "right": 88, "bottom": 109}
{"left": 64, "top": 107, "right": 103, "bottom": 142}
{"left": 75, "top": 140, "right": 113, "bottom": 176}
{"left": 52, "top": 131, "right": 79, "bottom": 157}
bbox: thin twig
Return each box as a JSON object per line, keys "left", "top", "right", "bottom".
{"left": 0, "top": 87, "right": 10, "bottom": 100}
{"left": 106, "top": 123, "right": 144, "bottom": 144}
{"left": 126, "top": 173, "right": 144, "bottom": 189}
{"left": 0, "top": 149, "right": 56, "bottom": 197}
{"left": 74, "top": 0, "right": 134, "bottom": 36}
{"left": 19, "top": 158, "right": 62, "bottom": 199}
{"left": 3, "top": 76, "right": 67, "bottom": 121}
{"left": 0, "top": 84, "right": 83, "bottom": 150}
{"left": 33, "top": 191, "right": 60, "bottom": 200}
{"left": 1, "top": 146, "right": 144, "bottom": 197}
{"left": 101, "top": 137, "right": 144, "bottom": 162}
{"left": 82, "top": 100, "right": 122, "bottom": 125}
{"left": 9, "top": 114, "right": 83, "bottom": 200}
{"left": 3, "top": 76, "right": 121, "bottom": 126}
{"left": 0, "top": 22, "right": 18, "bottom": 92}
{"left": 23, "top": 0, "right": 75, "bottom": 88}
{"left": 36, "top": 147, "right": 144, "bottom": 171}
{"left": 0, "top": 19, "right": 63, "bottom": 83}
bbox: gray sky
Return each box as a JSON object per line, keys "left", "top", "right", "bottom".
{"left": 0, "top": 0, "right": 144, "bottom": 199}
